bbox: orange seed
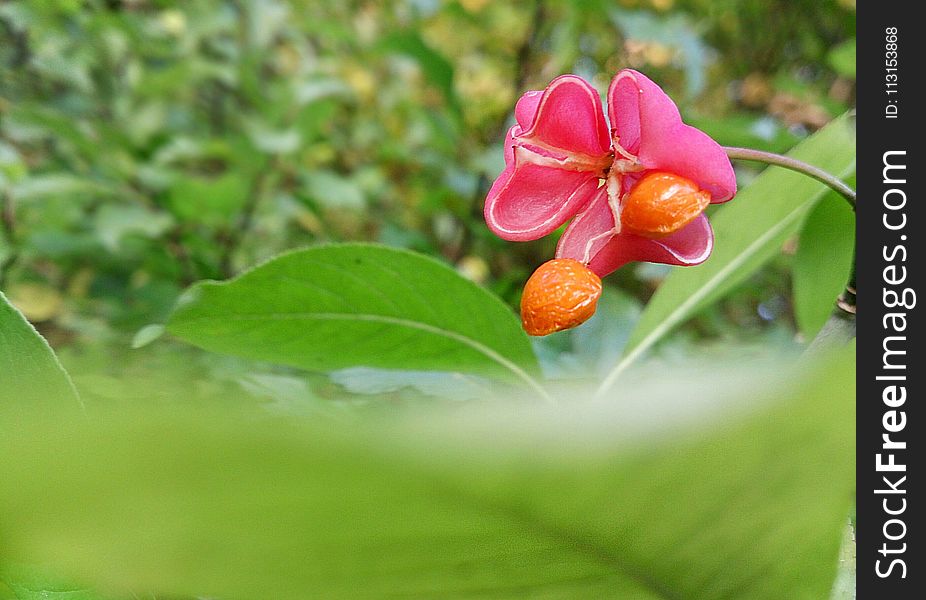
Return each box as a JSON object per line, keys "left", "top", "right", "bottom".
{"left": 621, "top": 171, "right": 711, "bottom": 238}
{"left": 520, "top": 258, "right": 602, "bottom": 336}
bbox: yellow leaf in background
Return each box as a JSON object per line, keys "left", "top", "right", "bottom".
{"left": 66, "top": 267, "right": 94, "bottom": 299}
{"left": 344, "top": 66, "right": 376, "bottom": 102}
{"left": 159, "top": 10, "right": 186, "bottom": 36}
{"left": 643, "top": 43, "right": 674, "bottom": 68}
{"left": 293, "top": 207, "right": 323, "bottom": 234}
{"left": 456, "top": 255, "right": 489, "bottom": 285}
{"left": 8, "top": 282, "right": 64, "bottom": 323}
{"left": 459, "top": 0, "right": 490, "bottom": 13}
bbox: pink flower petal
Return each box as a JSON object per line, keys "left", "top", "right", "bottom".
{"left": 518, "top": 75, "right": 611, "bottom": 159}
{"left": 489, "top": 126, "right": 521, "bottom": 203}
{"left": 485, "top": 76, "right": 612, "bottom": 242}
{"left": 485, "top": 154, "right": 602, "bottom": 241}
{"left": 554, "top": 186, "right": 614, "bottom": 265}
{"left": 515, "top": 90, "right": 543, "bottom": 130}
{"left": 588, "top": 214, "right": 714, "bottom": 277}
{"left": 608, "top": 69, "right": 736, "bottom": 202}
{"left": 608, "top": 69, "right": 679, "bottom": 157}
{"left": 499, "top": 125, "right": 518, "bottom": 168}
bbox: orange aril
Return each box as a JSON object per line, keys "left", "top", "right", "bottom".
{"left": 621, "top": 171, "right": 710, "bottom": 238}
{"left": 520, "top": 259, "right": 602, "bottom": 336}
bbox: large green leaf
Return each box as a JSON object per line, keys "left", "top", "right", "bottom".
{"left": 1, "top": 564, "right": 101, "bottom": 600}
{"left": 598, "top": 114, "right": 856, "bottom": 395}
{"left": 0, "top": 295, "right": 85, "bottom": 598}
{"left": 166, "top": 244, "right": 543, "bottom": 393}
{"left": 829, "top": 520, "right": 856, "bottom": 600}
{"left": 793, "top": 190, "right": 855, "bottom": 338}
{"left": 0, "top": 291, "right": 80, "bottom": 409}
{"left": 0, "top": 350, "right": 855, "bottom": 599}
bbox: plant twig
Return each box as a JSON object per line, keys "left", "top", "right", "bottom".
{"left": 218, "top": 156, "right": 279, "bottom": 278}
{"left": 806, "top": 307, "right": 856, "bottom": 353}
{"left": 807, "top": 242, "right": 856, "bottom": 353}
{"left": 167, "top": 227, "right": 199, "bottom": 287}
{"left": 724, "top": 146, "right": 856, "bottom": 209}
{"left": 514, "top": 0, "right": 546, "bottom": 98}
{"left": 0, "top": 189, "right": 19, "bottom": 288}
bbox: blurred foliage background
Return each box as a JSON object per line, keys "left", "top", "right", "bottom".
{"left": 0, "top": 0, "right": 855, "bottom": 394}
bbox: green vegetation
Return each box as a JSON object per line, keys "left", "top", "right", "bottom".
{"left": 1, "top": 1, "right": 856, "bottom": 598}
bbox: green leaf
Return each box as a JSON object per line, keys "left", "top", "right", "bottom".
{"left": 1, "top": 564, "right": 100, "bottom": 600}
{"left": 688, "top": 114, "right": 801, "bottom": 155}
{"left": 167, "top": 172, "right": 249, "bottom": 226}
{"left": 829, "top": 519, "right": 856, "bottom": 600}
{"left": 828, "top": 38, "right": 857, "bottom": 79}
{"left": 0, "top": 291, "right": 80, "bottom": 409}
{"left": 243, "top": 119, "right": 302, "bottom": 154}
{"left": 330, "top": 367, "right": 490, "bottom": 401}
{"left": 3, "top": 105, "right": 100, "bottom": 160}
{"left": 11, "top": 175, "right": 118, "bottom": 204}
{"left": 93, "top": 205, "right": 174, "bottom": 252}
{"left": 305, "top": 170, "right": 366, "bottom": 210}
{"left": 599, "top": 114, "right": 856, "bottom": 394}
{"left": 793, "top": 191, "right": 855, "bottom": 339}
{"left": 295, "top": 78, "right": 353, "bottom": 105}
{"left": 0, "top": 351, "right": 855, "bottom": 599}
{"left": 166, "top": 244, "right": 542, "bottom": 391}
{"left": 130, "top": 324, "right": 166, "bottom": 349}
{"left": 377, "top": 31, "right": 463, "bottom": 121}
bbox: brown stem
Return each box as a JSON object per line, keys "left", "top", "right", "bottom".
{"left": 0, "top": 189, "right": 18, "bottom": 288}
{"left": 218, "top": 156, "right": 279, "bottom": 277}
{"left": 514, "top": 0, "right": 546, "bottom": 96}
{"left": 724, "top": 146, "right": 856, "bottom": 209}
{"left": 167, "top": 227, "right": 198, "bottom": 287}
{"left": 806, "top": 302, "right": 856, "bottom": 353}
